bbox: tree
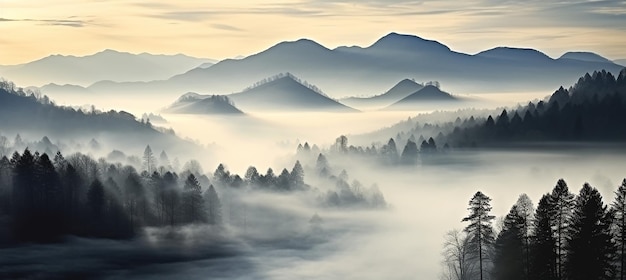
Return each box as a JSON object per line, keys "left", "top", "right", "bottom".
{"left": 613, "top": 179, "right": 626, "bottom": 280}
{"left": 142, "top": 145, "right": 156, "bottom": 174}
{"left": 159, "top": 150, "right": 171, "bottom": 171}
{"left": 548, "top": 179, "right": 575, "bottom": 279}
{"left": 400, "top": 140, "right": 418, "bottom": 165}
{"left": 514, "top": 194, "right": 534, "bottom": 280}
{"left": 462, "top": 191, "right": 495, "bottom": 280}
{"left": 531, "top": 194, "right": 557, "bottom": 280}
{"left": 244, "top": 166, "right": 260, "bottom": 186}
{"left": 182, "top": 173, "right": 204, "bottom": 223}
{"left": 87, "top": 179, "right": 105, "bottom": 220}
{"left": 290, "top": 161, "right": 305, "bottom": 189}
{"left": 204, "top": 184, "right": 222, "bottom": 225}
{"left": 492, "top": 205, "right": 525, "bottom": 280}
{"left": 442, "top": 229, "right": 474, "bottom": 280}
{"left": 566, "top": 183, "right": 615, "bottom": 280}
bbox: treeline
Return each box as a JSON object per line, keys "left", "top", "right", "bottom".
{"left": 314, "top": 153, "right": 386, "bottom": 208}
{"left": 0, "top": 148, "right": 224, "bottom": 243}
{"left": 447, "top": 68, "right": 626, "bottom": 146}
{"left": 243, "top": 72, "right": 327, "bottom": 96}
{"left": 297, "top": 134, "right": 446, "bottom": 166}
{"left": 442, "top": 178, "right": 626, "bottom": 280}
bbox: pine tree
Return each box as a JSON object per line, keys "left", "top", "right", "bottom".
{"left": 566, "top": 183, "right": 615, "bottom": 280}
{"left": 514, "top": 194, "right": 534, "bottom": 280}
{"left": 87, "top": 179, "right": 105, "bottom": 220}
{"left": 531, "top": 194, "right": 557, "bottom": 280}
{"left": 182, "top": 174, "right": 204, "bottom": 223}
{"left": 142, "top": 145, "right": 156, "bottom": 174}
{"left": 548, "top": 179, "right": 575, "bottom": 279}
{"left": 290, "top": 161, "right": 305, "bottom": 189}
{"left": 493, "top": 205, "right": 525, "bottom": 280}
{"left": 400, "top": 140, "right": 418, "bottom": 165}
{"left": 613, "top": 179, "right": 626, "bottom": 280}
{"left": 204, "top": 184, "right": 222, "bottom": 225}
{"left": 462, "top": 191, "right": 496, "bottom": 280}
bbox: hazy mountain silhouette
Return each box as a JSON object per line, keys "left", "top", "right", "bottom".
{"left": 616, "top": 59, "right": 626, "bottom": 66}
{"left": 0, "top": 80, "right": 195, "bottom": 154}
{"left": 228, "top": 73, "right": 357, "bottom": 112}
{"left": 30, "top": 32, "right": 624, "bottom": 99}
{"left": 164, "top": 93, "right": 244, "bottom": 115}
{"left": 385, "top": 85, "right": 459, "bottom": 110}
{"left": 558, "top": 52, "right": 613, "bottom": 63}
{"left": 341, "top": 79, "right": 424, "bottom": 108}
{"left": 0, "top": 49, "right": 215, "bottom": 87}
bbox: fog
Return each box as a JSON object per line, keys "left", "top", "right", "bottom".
{"left": 3, "top": 88, "right": 624, "bottom": 279}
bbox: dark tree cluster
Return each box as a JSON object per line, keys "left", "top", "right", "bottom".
{"left": 0, "top": 148, "right": 224, "bottom": 244}
{"left": 443, "top": 178, "right": 626, "bottom": 280}
{"left": 445, "top": 68, "right": 626, "bottom": 146}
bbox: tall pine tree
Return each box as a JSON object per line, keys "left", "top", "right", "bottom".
{"left": 613, "top": 179, "right": 626, "bottom": 280}
{"left": 548, "top": 179, "right": 575, "bottom": 279}
{"left": 566, "top": 183, "right": 615, "bottom": 280}
{"left": 493, "top": 205, "right": 525, "bottom": 280}
{"left": 462, "top": 191, "right": 495, "bottom": 280}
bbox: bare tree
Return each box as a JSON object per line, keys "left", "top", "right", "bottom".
{"left": 442, "top": 229, "right": 475, "bottom": 280}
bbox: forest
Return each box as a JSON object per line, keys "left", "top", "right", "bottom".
{"left": 0, "top": 141, "right": 386, "bottom": 244}
{"left": 442, "top": 179, "right": 626, "bottom": 280}
{"left": 301, "top": 68, "right": 626, "bottom": 166}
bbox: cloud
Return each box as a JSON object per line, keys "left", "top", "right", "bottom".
{"left": 0, "top": 17, "right": 88, "bottom": 28}
{"left": 211, "top": 24, "right": 245, "bottom": 32}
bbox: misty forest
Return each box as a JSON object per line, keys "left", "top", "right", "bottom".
{"left": 2, "top": 23, "right": 626, "bottom": 280}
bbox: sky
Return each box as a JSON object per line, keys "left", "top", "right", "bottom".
{"left": 1, "top": 0, "right": 626, "bottom": 64}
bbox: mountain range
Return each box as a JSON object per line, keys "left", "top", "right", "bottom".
{"left": 27, "top": 32, "right": 626, "bottom": 101}
{"left": 0, "top": 49, "right": 216, "bottom": 87}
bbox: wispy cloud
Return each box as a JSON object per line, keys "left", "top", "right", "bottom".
{"left": 0, "top": 17, "right": 88, "bottom": 28}
{"left": 211, "top": 23, "right": 245, "bottom": 32}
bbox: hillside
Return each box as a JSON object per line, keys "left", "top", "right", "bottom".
{"left": 164, "top": 93, "right": 244, "bottom": 115}
{"left": 0, "top": 80, "right": 194, "bottom": 154}
{"left": 341, "top": 79, "right": 424, "bottom": 108}
{"left": 228, "top": 73, "right": 357, "bottom": 112}
{"left": 385, "top": 85, "right": 459, "bottom": 110}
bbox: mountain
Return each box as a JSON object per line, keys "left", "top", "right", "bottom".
{"left": 0, "top": 49, "right": 216, "bottom": 87}
{"left": 558, "top": 52, "right": 613, "bottom": 64}
{"left": 385, "top": 85, "right": 459, "bottom": 110}
{"left": 228, "top": 73, "right": 357, "bottom": 112}
{"left": 164, "top": 93, "right": 244, "bottom": 115}
{"left": 341, "top": 79, "right": 424, "bottom": 109}
{"left": 616, "top": 59, "right": 626, "bottom": 66}
{"left": 33, "top": 32, "right": 625, "bottom": 102}
{"left": 0, "top": 80, "right": 195, "bottom": 155}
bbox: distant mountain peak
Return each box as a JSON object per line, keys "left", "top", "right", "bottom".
{"left": 368, "top": 32, "right": 451, "bottom": 53}
{"left": 243, "top": 72, "right": 328, "bottom": 97}
{"left": 476, "top": 47, "right": 552, "bottom": 60}
{"left": 558, "top": 52, "right": 612, "bottom": 64}
{"left": 267, "top": 38, "right": 330, "bottom": 53}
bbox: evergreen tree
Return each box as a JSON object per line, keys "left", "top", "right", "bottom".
{"left": 548, "top": 179, "right": 575, "bottom": 279}
{"left": 531, "top": 194, "right": 557, "bottom": 280}
{"left": 493, "top": 205, "right": 525, "bottom": 280}
{"left": 182, "top": 173, "right": 204, "bottom": 223}
{"left": 514, "top": 194, "right": 534, "bottom": 280}
{"left": 204, "top": 184, "right": 222, "bottom": 225}
{"left": 142, "top": 145, "right": 156, "bottom": 174}
{"left": 462, "top": 191, "right": 496, "bottom": 280}
{"left": 87, "top": 179, "right": 105, "bottom": 221}
{"left": 566, "top": 183, "right": 615, "bottom": 280}
{"left": 244, "top": 166, "right": 260, "bottom": 186}
{"left": 613, "top": 179, "right": 626, "bottom": 280}
{"left": 290, "top": 161, "right": 305, "bottom": 189}
{"left": 400, "top": 140, "right": 418, "bottom": 165}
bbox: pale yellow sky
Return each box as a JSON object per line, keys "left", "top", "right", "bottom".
{"left": 1, "top": 0, "right": 626, "bottom": 64}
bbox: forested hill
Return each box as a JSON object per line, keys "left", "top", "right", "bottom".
{"left": 446, "top": 68, "right": 626, "bottom": 146}
{"left": 0, "top": 79, "right": 191, "bottom": 153}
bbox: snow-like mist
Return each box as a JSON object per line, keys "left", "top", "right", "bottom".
{"left": 3, "top": 90, "right": 623, "bottom": 280}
